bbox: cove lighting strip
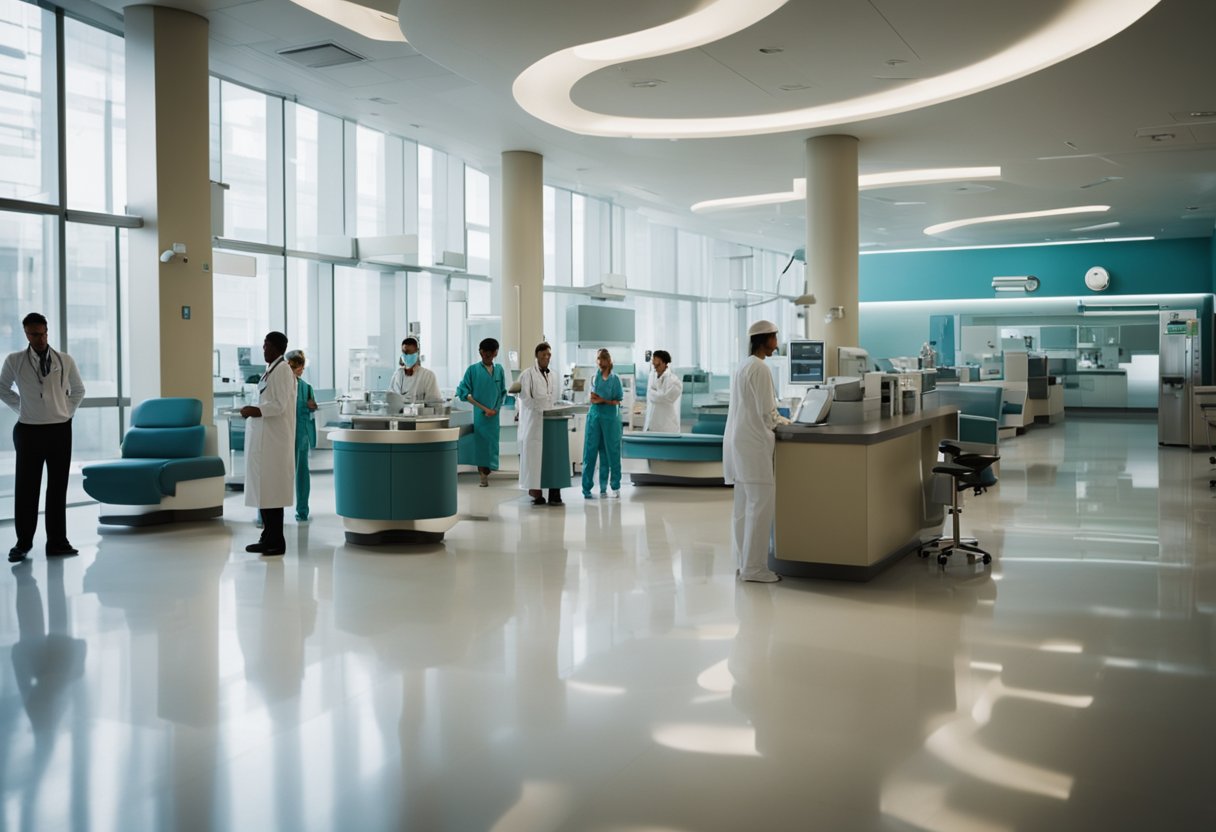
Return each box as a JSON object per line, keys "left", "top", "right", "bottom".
{"left": 860, "top": 237, "right": 1153, "bottom": 254}
{"left": 691, "top": 167, "right": 1002, "bottom": 213}
{"left": 287, "top": 0, "right": 407, "bottom": 42}
{"left": 923, "top": 206, "right": 1110, "bottom": 236}
{"left": 512, "top": 0, "right": 1160, "bottom": 138}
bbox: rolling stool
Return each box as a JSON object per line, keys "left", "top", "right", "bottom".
{"left": 920, "top": 441, "right": 1000, "bottom": 568}
{"left": 1200, "top": 402, "right": 1216, "bottom": 488}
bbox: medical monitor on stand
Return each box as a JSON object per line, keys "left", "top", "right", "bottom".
{"left": 788, "top": 339, "right": 826, "bottom": 386}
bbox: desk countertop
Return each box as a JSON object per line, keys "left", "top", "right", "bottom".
{"left": 775, "top": 406, "right": 958, "bottom": 446}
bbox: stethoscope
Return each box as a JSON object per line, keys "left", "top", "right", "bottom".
{"left": 25, "top": 346, "right": 63, "bottom": 398}
{"left": 259, "top": 357, "right": 284, "bottom": 386}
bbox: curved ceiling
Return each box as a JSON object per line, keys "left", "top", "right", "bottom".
{"left": 510, "top": 0, "right": 1161, "bottom": 138}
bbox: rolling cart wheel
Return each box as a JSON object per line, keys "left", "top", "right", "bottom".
{"left": 937, "top": 554, "right": 948, "bottom": 566}
{"left": 982, "top": 554, "right": 992, "bottom": 564}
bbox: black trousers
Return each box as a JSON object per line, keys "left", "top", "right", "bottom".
{"left": 260, "top": 507, "right": 285, "bottom": 547}
{"left": 13, "top": 420, "right": 73, "bottom": 549}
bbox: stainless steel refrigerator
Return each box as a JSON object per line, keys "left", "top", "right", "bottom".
{"left": 1158, "top": 311, "right": 1200, "bottom": 446}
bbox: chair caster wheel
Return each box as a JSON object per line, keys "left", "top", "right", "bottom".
{"left": 982, "top": 554, "right": 992, "bottom": 564}
{"left": 937, "top": 554, "right": 948, "bottom": 566}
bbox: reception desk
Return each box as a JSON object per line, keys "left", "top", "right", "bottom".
{"left": 330, "top": 427, "right": 461, "bottom": 545}
{"left": 771, "top": 406, "right": 958, "bottom": 581}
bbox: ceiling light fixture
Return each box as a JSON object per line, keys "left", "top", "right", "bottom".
{"left": 691, "top": 166, "right": 1001, "bottom": 213}
{"left": 286, "top": 0, "right": 408, "bottom": 42}
{"left": 512, "top": 0, "right": 1160, "bottom": 138}
{"left": 860, "top": 236, "right": 1154, "bottom": 254}
{"left": 1070, "top": 220, "right": 1120, "bottom": 232}
{"left": 1189, "top": 110, "right": 1216, "bottom": 118}
{"left": 924, "top": 205, "right": 1109, "bottom": 236}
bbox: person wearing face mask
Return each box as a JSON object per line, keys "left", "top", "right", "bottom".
{"left": 516, "top": 341, "right": 563, "bottom": 506}
{"left": 389, "top": 337, "right": 441, "bottom": 403}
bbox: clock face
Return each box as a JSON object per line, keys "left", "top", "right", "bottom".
{"left": 1085, "top": 266, "right": 1110, "bottom": 291}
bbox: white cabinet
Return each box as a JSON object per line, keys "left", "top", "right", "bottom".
{"left": 1074, "top": 373, "right": 1127, "bottom": 407}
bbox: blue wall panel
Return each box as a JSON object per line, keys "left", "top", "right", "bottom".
{"left": 859, "top": 237, "right": 1212, "bottom": 302}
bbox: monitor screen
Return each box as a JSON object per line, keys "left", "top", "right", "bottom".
{"left": 788, "top": 339, "right": 826, "bottom": 385}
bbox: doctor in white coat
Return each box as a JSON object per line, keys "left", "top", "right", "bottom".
{"left": 241, "top": 331, "right": 297, "bottom": 556}
{"left": 723, "top": 320, "right": 787, "bottom": 583}
{"left": 644, "top": 349, "right": 683, "bottom": 433}
{"left": 517, "top": 341, "right": 563, "bottom": 506}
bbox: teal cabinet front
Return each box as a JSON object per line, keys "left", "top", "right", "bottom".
{"left": 334, "top": 442, "right": 392, "bottom": 519}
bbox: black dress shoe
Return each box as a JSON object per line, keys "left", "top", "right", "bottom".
{"left": 8, "top": 546, "right": 29, "bottom": 564}
{"left": 260, "top": 545, "right": 287, "bottom": 557}
{"left": 548, "top": 497, "right": 565, "bottom": 506}
{"left": 245, "top": 542, "right": 269, "bottom": 553}
{"left": 46, "top": 543, "right": 79, "bottom": 557}
{"left": 531, "top": 496, "right": 547, "bottom": 505}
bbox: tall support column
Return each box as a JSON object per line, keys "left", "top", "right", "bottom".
{"left": 805, "top": 135, "right": 859, "bottom": 377}
{"left": 500, "top": 150, "right": 544, "bottom": 371}
{"left": 125, "top": 6, "right": 213, "bottom": 418}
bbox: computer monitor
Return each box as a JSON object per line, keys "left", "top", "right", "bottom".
{"left": 788, "top": 339, "right": 826, "bottom": 385}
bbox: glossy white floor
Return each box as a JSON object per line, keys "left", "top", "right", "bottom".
{"left": 1, "top": 416, "right": 1213, "bottom": 832}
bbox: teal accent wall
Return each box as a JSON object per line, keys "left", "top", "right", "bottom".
{"left": 859, "top": 237, "right": 1212, "bottom": 301}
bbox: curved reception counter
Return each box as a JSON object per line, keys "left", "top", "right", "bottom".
{"left": 621, "top": 432, "right": 725, "bottom": 486}
{"left": 772, "top": 406, "right": 958, "bottom": 581}
{"left": 330, "top": 427, "right": 460, "bottom": 545}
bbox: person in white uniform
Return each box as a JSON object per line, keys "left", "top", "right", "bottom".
{"left": 240, "top": 331, "right": 297, "bottom": 557}
{"left": 643, "top": 349, "right": 683, "bottom": 433}
{"left": 516, "top": 341, "right": 563, "bottom": 506}
{"left": 389, "top": 337, "right": 441, "bottom": 403}
{"left": 723, "top": 320, "right": 787, "bottom": 583}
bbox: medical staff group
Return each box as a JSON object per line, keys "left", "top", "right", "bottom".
{"left": 4, "top": 314, "right": 785, "bottom": 582}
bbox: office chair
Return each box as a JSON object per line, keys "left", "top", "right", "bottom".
{"left": 920, "top": 441, "right": 1000, "bottom": 568}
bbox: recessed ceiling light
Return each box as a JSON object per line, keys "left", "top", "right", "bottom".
{"left": 758, "top": 47, "right": 783, "bottom": 54}
{"left": 1189, "top": 110, "right": 1216, "bottom": 118}
{"left": 512, "top": 0, "right": 1161, "bottom": 138}
{"left": 630, "top": 79, "right": 664, "bottom": 88}
{"left": 924, "top": 205, "right": 1110, "bottom": 236}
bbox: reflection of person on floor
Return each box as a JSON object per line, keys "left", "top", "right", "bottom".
{"left": 8, "top": 560, "right": 87, "bottom": 822}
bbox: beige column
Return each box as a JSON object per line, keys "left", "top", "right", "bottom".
{"left": 124, "top": 6, "right": 214, "bottom": 419}
{"left": 805, "top": 135, "right": 859, "bottom": 377}
{"left": 500, "top": 150, "right": 544, "bottom": 371}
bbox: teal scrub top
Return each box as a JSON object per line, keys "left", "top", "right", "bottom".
{"left": 455, "top": 361, "right": 507, "bottom": 469}
{"left": 296, "top": 378, "right": 317, "bottom": 449}
{"left": 589, "top": 372, "right": 623, "bottom": 419}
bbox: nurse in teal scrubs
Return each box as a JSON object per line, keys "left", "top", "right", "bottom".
{"left": 455, "top": 338, "right": 508, "bottom": 487}
{"left": 286, "top": 350, "right": 317, "bottom": 521}
{"left": 581, "top": 348, "right": 624, "bottom": 499}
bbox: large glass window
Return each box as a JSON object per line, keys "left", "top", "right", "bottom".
{"left": 0, "top": 0, "right": 56, "bottom": 203}
{"left": 65, "top": 18, "right": 125, "bottom": 213}
{"left": 217, "top": 80, "right": 283, "bottom": 244}
{"left": 0, "top": 210, "right": 58, "bottom": 352}
{"left": 213, "top": 250, "right": 282, "bottom": 381}
{"left": 286, "top": 257, "right": 334, "bottom": 388}
{"left": 65, "top": 222, "right": 119, "bottom": 397}
{"left": 286, "top": 103, "right": 344, "bottom": 254}
{"left": 333, "top": 266, "right": 406, "bottom": 392}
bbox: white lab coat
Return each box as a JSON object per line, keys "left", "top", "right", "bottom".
{"left": 389, "top": 365, "right": 441, "bottom": 402}
{"left": 245, "top": 357, "right": 297, "bottom": 509}
{"left": 516, "top": 363, "right": 559, "bottom": 490}
{"left": 644, "top": 368, "right": 683, "bottom": 433}
{"left": 723, "top": 356, "right": 782, "bottom": 581}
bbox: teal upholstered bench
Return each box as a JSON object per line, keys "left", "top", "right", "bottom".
{"left": 622, "top": 432, "right": 725, "bottom": 486}
{"left": 83, "top": 398, "right": 226, "bottom": 526}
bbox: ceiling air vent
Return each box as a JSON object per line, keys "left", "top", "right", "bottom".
{"left": 277, "top": 42, "right": 366, "bottom": 69}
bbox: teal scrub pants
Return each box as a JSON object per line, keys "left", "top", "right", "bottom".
{"left": 581, "top": 406, "right": 621, "bottom": 495}
{"left": 295, "top": 439, "right": 311, "bottom": 520}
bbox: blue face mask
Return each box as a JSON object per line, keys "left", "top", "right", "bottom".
{"left": 402, "top": 352, "right": 419, "bottom": 368}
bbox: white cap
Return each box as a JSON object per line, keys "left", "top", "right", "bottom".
{"left": 747, "top": 319, "right": 778, "bottom": 337}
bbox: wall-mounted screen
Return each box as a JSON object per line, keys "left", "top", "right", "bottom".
{"left": 788, "top": 339, "right": 826, "bottom": 385}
